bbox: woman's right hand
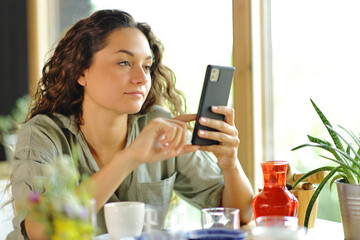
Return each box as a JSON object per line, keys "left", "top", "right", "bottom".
{"left": 88, "top": 114, "right": 200, "bottom": 212}
{"left": 126, "top": 114, "right": 199, "bottom": 165}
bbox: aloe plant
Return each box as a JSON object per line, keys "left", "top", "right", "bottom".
{"left": 291, "top": 99, "right": 360, "bottom": 228}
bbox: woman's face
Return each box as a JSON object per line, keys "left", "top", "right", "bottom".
{"left": 78, "top": 28, "right": 153, "bottom": 115}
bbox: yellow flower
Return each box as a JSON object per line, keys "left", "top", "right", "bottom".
{"left": 52, "top": 216, "right": 94, "bottom": 240}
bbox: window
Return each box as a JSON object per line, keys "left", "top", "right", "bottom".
{"left": 263, "top": 0, "right": 360, "bottom": 222}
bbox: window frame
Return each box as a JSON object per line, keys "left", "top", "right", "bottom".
{"left": 232, "top": 0, "right": 256, "bottom": 188}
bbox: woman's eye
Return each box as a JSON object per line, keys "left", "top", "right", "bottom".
{"left": 117, "top": 61, "right": 130, "bottom": 67}
{"left": 143, "top": 65, "right": 152, "bottom": 72}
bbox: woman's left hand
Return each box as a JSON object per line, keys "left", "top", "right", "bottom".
{"left": 196, "top": 106, "right": 240, "bottom": 170}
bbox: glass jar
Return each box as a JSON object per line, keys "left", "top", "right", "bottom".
{"left": 252, "top": 161, "right": 298, "bottom": 220}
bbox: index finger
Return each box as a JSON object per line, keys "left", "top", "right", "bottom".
{"left": 173, "top": 114, "right": 197, "bottom": 122}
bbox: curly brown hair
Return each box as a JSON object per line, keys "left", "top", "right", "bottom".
{"left": 28, "top": 9, "right": 187, "bottom": 126}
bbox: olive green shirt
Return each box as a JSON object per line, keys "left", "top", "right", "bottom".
{"left": 7, "top": 105, "right": 224, "bottom": 240}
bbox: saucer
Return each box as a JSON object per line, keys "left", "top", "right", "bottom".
{"left": 184, "top": 228, "right": 248, "bottom": 240}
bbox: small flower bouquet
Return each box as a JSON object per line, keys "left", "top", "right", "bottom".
{"left": 20, "top": 154, "right": 97, "bottom": 239}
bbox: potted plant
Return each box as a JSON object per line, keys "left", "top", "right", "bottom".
{"left": 0, "top": 94, "right": 30, "bottom": 160}
{"left": 292, "top": 99, "right": 360, "bottom": 239}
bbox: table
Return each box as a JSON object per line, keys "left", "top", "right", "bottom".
{"left": 306, "top": 218, "right": 343, "bottom": 240}
{"left": 241, "top": 218, "right": 343, "bottom": 240}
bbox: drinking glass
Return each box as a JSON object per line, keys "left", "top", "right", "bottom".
{"left": 201, "top": 207, "right": 240, "bottom": 230}
{"left": 255, "top": 215, "right": 299, "bottom": 230}
{"left": 144, "top": 203, "right": 164, "bottom": 232}
{"left": 252, "top": 216, "right": 306, "bottom": 240}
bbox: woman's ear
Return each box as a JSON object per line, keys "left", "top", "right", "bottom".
{"left": 78, "top": 72, "right": 87, "bottom": 86}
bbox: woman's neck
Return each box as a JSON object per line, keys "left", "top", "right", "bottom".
{"left": 80, "top": 111, "right": 128, "bottom": 167}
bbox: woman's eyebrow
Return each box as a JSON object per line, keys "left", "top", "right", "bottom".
{"left": 114, "top": 49, "right": 152, "bottom": 60}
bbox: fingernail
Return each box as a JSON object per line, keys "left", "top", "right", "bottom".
{"left": 200, "top": 117, "right": 207, "bottom": 123}
{"left": 212, "top": 106, "right": 218, "bottom": 110}
{"left": 198, "top": 130, "right": 205, "bottom": 136}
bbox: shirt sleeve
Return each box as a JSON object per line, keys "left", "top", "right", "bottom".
{"left": 8, "top": 150, "right": 50, "bottom": 240}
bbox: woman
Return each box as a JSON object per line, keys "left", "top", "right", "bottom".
{"left": 8, "top": 9, "right": 253, "bottom": 239}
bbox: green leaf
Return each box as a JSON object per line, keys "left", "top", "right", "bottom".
{"left": 303, "top": 167, "right": 340, "bottom": 228}
{"left": 292, "top": 166, "right": 334, "bottom": 189}
{"left": 301, "top": 140, "right": 360, "bottom": 176}
{"left": 326, "top": 126, "right": 359, "bottom": 157}
{"left": 292, "top": 136, "right": 359, "bottom": 182}
{"left": 310, "top": 99, "right": 345, "bottom": 152}
{"left": 323, "top": 127, "right": 360, "bottom": 170}
{"left": 319, "top": 155, "right": 359, "bottom": 183}
{"left": 307, "top": 135, "right": 342, "bottom": 161}
{"left": 329, "top": 174, "right": 346, "bottom": 190}
{"left": 346, "top": 145, "right": 351, "bottom": 156}
{"left": 356, "top": 147, "right": 360, "bottom": 163}
{"left": 291, "top": 144, "right": 312, "bottom": 151}
{"left": 292, "top": 142, "right": 347, "bottom": 164}
{"left": 307, "top": 135, "right": 331, "bottom": 145}
{"left": 338, "top": 125, "right": 360, "bottom": 149}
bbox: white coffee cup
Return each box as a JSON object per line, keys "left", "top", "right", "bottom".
{"left": 105, "top": 201, "right": 145, "bottom": 240}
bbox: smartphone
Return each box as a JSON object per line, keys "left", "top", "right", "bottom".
{"left": 191, "top": 65, "right": 235, "bottom": 145}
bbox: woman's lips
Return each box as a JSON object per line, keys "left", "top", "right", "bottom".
{"left": 124, "top": 91, "right": 144, "bottom": 98}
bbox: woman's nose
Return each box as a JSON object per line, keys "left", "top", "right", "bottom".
{"left": 131, "top": 65, "right": 149, "bottom": 85}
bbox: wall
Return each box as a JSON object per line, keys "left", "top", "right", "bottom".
{"left": 0, "top": 0, "right": 29, "bottom": 160}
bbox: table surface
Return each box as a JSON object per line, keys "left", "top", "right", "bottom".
{"left": 241, "top": 218, "right": 343, "bottom": 240}
{"left": 306, "top": 218, "right": 343, "bottom": 240}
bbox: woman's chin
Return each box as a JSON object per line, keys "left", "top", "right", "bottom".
{"left": 125, "top": 105, "right": 143, "bottom": 114}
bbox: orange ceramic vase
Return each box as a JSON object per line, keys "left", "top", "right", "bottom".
{"left": 252, "top": 161, "right": 299, "bottom": 219}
